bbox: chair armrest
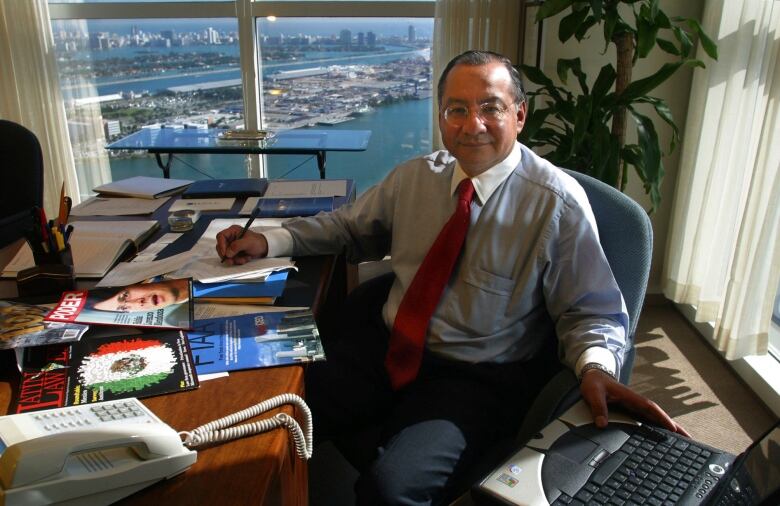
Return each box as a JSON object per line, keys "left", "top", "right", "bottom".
{"left": 510, "top": 369, "right": 581, "bottom": 448}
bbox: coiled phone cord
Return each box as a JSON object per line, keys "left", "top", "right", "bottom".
{"left": 178, "top": 393, "right": 313, "bottom": 460}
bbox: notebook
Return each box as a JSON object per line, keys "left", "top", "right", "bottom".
{"left": 473, "top": 400, "right": 780, "bottom": 506}
{"left": 1, "top": 220, "right": 159, "bottom": 279}
{"left": 93, "top": 176, "right": 193, "bottom": 199}
{"left": 182, "top": 178, "right": 268, "bottom": 199}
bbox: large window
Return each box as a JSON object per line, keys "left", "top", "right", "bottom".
{"left": 49, "top": 1, "right": 434, "bottom": 199}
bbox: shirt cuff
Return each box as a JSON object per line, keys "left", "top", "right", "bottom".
{"left": 258, "top": 227, "right": 294, "bottom": 258}
{"left": 575, "top": 347, "right": 617, "bottom": 379}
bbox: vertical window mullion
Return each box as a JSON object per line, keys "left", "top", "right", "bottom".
{"left": 236, "top": 0, "right": 264, "bottom": 177}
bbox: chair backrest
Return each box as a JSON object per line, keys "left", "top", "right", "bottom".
{"left": 0, "top": 120, "right": 44, "bottom": 248}
{"left": 563, "top": 169, "right": 652, "bottom": 382}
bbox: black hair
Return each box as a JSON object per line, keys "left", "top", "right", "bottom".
{"left": 437, "top": 50, "right": 526, "bottom": 107}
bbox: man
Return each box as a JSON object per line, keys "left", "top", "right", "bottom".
{"left": 216, "top": 50, "right": 686, "bottom": 505}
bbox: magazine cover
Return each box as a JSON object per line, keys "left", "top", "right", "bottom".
{"left": 44, "top": 278, "right": 194, "bottom": 330}
{"left": 0, "top": 301, "right": 89, "bottom": 350}
{"left": 187, "top": 309, "right": 325, "bottom": 375}
{"left": 11, "top": 330, "right": 199, "bottom": 414}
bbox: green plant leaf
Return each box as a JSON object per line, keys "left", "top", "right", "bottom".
{"left": 603, "top": 138, "right": 621, "bottom": 188}
{"left": 591, "top": 64, "right": 616, "bottom": 103}
{"left": 603, "top": 7, "right": 618, "bottom": 47}
{"left": 654, "top": 9, "right": 671, "bottom": 29}
{"left": 587, "top": 121, "right": 612, "bottom": 180}
{"left": 656, "top": 38, "right": 680, "bottom": 56}
{"left": 686, "top": 18, "right": 719, "bottom": 60}
{"left": 571, "top": 95, "right": 592, "bottom": 154}
{"left": 589, "top": 0, "right": 603, "bottom": 21}
{"left": 559, "top": 6, "right": 590, "bottom": 43}
{"left": 556, "top": 58, "right": 589, "bottom": 94}
{"left": 521, "top": 107, "right": 552, "bottom": 141}
{"left": 520, "top": 64, "right": 556, "bottom": 88}
{"left": 536, "top": 0, "right": 575, "bottom": 22}
{"left": 575, "top": 16, "right": 598, "bottom": 41}
{"left": 635, "top": 96, "right": 678, "bottom": 151}
{"left": 649, "top": 0, "right": 660, "bottom": 20}
{"left": 618, "top": 62, "right": 683, "bottom": 103}
{"left": 636, "top": 14, "right": 659, "bottom": 58}
{"left": 672, "top": 25, "right": 693, "bottom": 57}
{"left": 630, "top": 108, "right": 663, "bottom": 211}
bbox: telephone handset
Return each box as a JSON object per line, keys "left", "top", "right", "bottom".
{"left": 0, "top": 394, "right": 312, "bottom": 506}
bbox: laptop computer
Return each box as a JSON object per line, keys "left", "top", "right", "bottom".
{"left": 473, "top": 400, "right": 779, "bottom": 506}
{"left": 182, "top": 178, "right": 268, "bottom": 199}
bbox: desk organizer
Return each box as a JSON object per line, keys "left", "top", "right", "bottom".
{"left": 17, "top": 245, "right": 75, "bottom": 298}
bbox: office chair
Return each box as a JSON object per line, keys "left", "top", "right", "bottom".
{"left": 311, "top": 168, "right": 653, "bottom": 503}
{"left": 0, "top": 120, "right": 44, "bottom": 249}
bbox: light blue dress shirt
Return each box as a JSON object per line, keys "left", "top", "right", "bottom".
{"left": 264, "top": 142, "right": 628, "bottom": 377}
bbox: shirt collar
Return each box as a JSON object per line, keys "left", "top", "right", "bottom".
{"left": 450, "top": 142, "right": 522, "bottom": 204}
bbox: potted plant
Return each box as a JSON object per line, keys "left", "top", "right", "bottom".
{"left": 519, "top": 0, "right": 717, "bottom": 212}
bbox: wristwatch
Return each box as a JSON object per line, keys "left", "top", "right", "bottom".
{"left": 579, "top": 362, "right": 617, "bottom": 382}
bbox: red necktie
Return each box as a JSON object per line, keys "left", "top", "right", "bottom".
{"left": 385, "top": 178, "right": 476, "bottom": 390}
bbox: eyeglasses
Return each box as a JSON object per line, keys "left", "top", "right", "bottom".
{"left": 115, "top": 289, "right": 130, "bottom": 312}
{"left": 441, "top": 102, "right": 514, "bottom": 126}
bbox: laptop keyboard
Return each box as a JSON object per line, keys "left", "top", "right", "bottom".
{"left": 553, "top": 426, "right": 716, "bottom": 506}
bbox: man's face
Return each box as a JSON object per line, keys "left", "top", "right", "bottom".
{"left": 93, "top": 279, "right": 187, "bottom": 312}
{"left": 439, "top": 61, "right": 527, "bottom": 176}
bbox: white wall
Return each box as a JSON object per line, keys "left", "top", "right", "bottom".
{"left": 531, "top": 0, "right": 706, "bottom": 293}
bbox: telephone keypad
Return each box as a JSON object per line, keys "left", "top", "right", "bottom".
{"left": 24, "top": 399, "right": 160, "bottom": 435}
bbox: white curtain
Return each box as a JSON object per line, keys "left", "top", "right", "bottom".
{"left": 0, "top": 0, "right": 81, "bottom": 214}
{"left": 431, "top": 0, "right": 522, "bottom": 150}
{"left": 663, "top": 0, "right": 780, "bottom": 359}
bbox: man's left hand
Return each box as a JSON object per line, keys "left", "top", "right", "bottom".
{"left": 579, "top": 369, "right": 691, "bottom": 437}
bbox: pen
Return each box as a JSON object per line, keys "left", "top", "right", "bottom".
{"left": 57, "top": 182, "right": 67, "bottom": 226}
{"left": 222, "top": 205, "right": 260, "bottom": 263}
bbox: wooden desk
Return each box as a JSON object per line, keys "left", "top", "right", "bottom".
{"left": 0, "top": 356, "right": 308, "bottom": 505}
{"left": 0, "top": 187, "right": 355, "bottom": 505}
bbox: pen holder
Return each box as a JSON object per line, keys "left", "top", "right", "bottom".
{"left": 17, "top": 244, "right": 75, "bottom": 298}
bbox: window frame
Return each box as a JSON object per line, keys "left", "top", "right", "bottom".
{"left": 49, "top": 1, "right": 435, "bottom": 176}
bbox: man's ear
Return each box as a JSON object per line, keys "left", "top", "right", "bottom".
{"left": 515, "top": 101, "right": 528, "bottom": 132}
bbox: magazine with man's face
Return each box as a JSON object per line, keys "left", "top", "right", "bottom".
{"left": 44, "top": 278, "right": 194, "bottom": 330}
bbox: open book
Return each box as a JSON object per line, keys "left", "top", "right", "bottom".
{"left": 2, "top": 220, "right": 159, "bottom": 278}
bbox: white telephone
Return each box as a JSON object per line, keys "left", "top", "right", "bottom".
{"left": 0, "top": 394, "right": 313, "bottom": 506}
{"left": 0, "top": 398, "right": 196, "bottom": 506}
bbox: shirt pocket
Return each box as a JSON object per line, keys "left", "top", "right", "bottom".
{"left": 453, "top": 267, "right": 514, "bottom": 335}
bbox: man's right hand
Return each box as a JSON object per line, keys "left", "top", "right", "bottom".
{"left": 216, "top": 225, "right": 269, "bottom": 265}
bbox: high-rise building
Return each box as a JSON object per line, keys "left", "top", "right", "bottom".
{"left": 340, "top": 29, "right": 352, "bottom": 49}
{"left": 367, "top": 31, "right": 376, "bottom": 48}
{"left": 408, "top": 25, "right": 416, "bottom": 42}
{"left": 103, "top": 119, "right": 121, "bottom": 139}
{"left": 161, "top": 29, "right": 175, "bottom": 41}
{"left": 357, "top": 32, "right": 365, "bottom": 47}
{"left": 89, "top": 32, "right": 110, "bottom": 50}
{"left": 207, "top": 27, "right": 220, "bottom": 44}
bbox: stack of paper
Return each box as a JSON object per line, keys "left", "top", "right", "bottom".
{"left": 71, "top": 196, "right": 169, "bottom": 216}
{"left": 93, "top": 176, "right": 193, "bottom": 199}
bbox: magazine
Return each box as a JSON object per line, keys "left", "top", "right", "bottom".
{"left": 0, "top": 301, "right": 89, "bottom": 350}
{"left": 10, "top": 330, "right": 199, "bottom": 414}
{"left": 187, "top": 309, "right": 325, "bottom": 375}
{"left": 44, "top": 278, "right": 194, "bottom": 330}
